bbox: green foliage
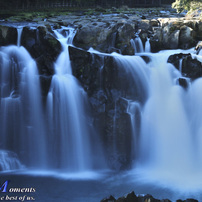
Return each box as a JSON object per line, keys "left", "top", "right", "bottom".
{"left": 172, "top": 0, "right": 202, "bottom": 13}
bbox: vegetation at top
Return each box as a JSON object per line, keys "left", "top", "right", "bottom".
{"left": 172, "top": 0, "right": 202, "bottom": 13}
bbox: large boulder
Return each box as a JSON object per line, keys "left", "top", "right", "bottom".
{"left": 150, "top": 28, "right": 163, "bottom": 52}
{"left": 115, "top": 23, "right": 135, "bottom": 55}
{"left": 168, "top": 53, "right": 202, "bottom": 80}
{"left": 162, "top": 24, "right": 180, "bottom": 49}
{"left": 73, "top": 23, "right": 115, "bottom": 53}
{"left": 21, "top": 26, "right": 61, "bottom": 75}
{"left": 179, "top": 25, "right": 195, "bottom": 49}
{"left": 69, "top": 46, "right": 143, "bottom": 169}
{"left": 74, "top": 22, "right": 135, "bottom": 55}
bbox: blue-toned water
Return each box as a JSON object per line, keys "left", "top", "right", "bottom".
{"left": 1, "top": 25, "right": 202, "bottom": 201}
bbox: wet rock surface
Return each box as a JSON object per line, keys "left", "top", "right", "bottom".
{"left": 69, "top": 46, "right": 136, "bottom": 169}
{"left": 168, "top": 53, "right": 202, "bottom": 80}
{"left": 21, "top": 26, "right": 61, "bottom": 75}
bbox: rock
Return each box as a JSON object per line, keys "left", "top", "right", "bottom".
{"left": 178, "top": 78, "right": 189, "bottom": 89}
{"left": 177, "top": 199, "right": 198, "bottom": 202}
{"left": 180, "top": 56, "right": 202, "bottom": 80}
{"left": 125, "top": 191, "right": 137, "bottom": 202}
{"left": 197, "top": 21, "right": 202, "bottom": 40}
{"left": 69, "top": 46, "right": 145, "bottom": 169}
{"left": 0, "top": 25, "right": 17, "bottom": 46}
{"left": 101, "top": 195, "right": 116, "bottom": 202}
{"left": 150, "top": 19, "right": 159, "bottom": 27}
{"left": 117, "top": 191, "right": 137, "bottom": 202}
{"left": 183, "top": 20, "right": 198, "bottom": 30}
{"left": 162, "top": 24, "right": 180, "bottom": 49}
{"left": 74, "top": 21, "right": 135, "bottom": 55}
{"left": 73, "top": 23, "right": 115, "bottom": 53}
{"left": 115, "top": 23, "right": 135, "bottom": 55}
{"left": 168, "top": 53, "right": 202, "bottom": 80}
{"left": 69, "top": 46, "right": 103, "bottom": 95}
{"left": 150, "top": 28, "right": 163, "bottom": 52}
{"left": 179, "top": 25, "right": 195, "bottom": 49}
{"left": 139, "top": 20, "right": 151, "bottom": 31}
{"left": 195, "top": 41, "right": 202, "bottom": 55}
{"left": 102, "top": 192, "right": 175, "bottom": 202}
{"left": 167, "top": 53, "right": 190, "bottom": 69}
{"left": 21, "top": 26, "right": 61, "bottom": 75}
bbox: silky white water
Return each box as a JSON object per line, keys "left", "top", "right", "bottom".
{"left": 0, "top": 45, "right": 46, "bottom": 169}
{"left": 46, "top": 27, "right": 105, "bottom": 172}
{"left": 129, "top": 49, "right": 202, "bottom": 192}
{"left": 1, "top": 24, "right": 202, "bottom": 199}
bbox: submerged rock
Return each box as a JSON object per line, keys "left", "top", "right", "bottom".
{"left": 178, "top": 78, "right": 189, "bottom": 89}
{"left": 101, "top": 192, "right": 198, "bottom": 202}
{"left": 101, "top": 195, "right": 116, "bottom": 202}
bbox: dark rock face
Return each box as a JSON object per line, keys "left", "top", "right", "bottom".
{"left": 73, "top": 22, "right": 135, "bottom": 55}
{"left": 179, "top": 25, "right": 195, "bottom": 49}
{"left": 178, "top": 78, "right": 189, "bottom": 89}
{"left": 0, "top": 25, "right": 61, "bottom": 98}
{"left": 116, "top": 23, "right": 135, "bottom": 55}
{"left": 69, "top": 46, "right": 143, "bottom": 169}
{"left": 168, "top": 53, "right": 202, "bottom": 80}
{"left": 21, "top": 26, "right": 61, "bottom": 76}
{"left": 0, "top": 25, "right": 17, "bottom": 46}
{"left": 101, "top": 192, "right": 198, "bottom": 202}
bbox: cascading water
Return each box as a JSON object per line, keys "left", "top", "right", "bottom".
{"left": 0, "top": 26, "right": 105, "bottom": 174}
{"left": 113, "top": 54, "right": 149, "bottom": 102}
{"left": 131, "top": 37, "right": 144, "bottom": 54}
{"left": 131, "top": 36, "right": 151, "bottom": 54}
{"left": 2, "top": 23, "right": 202, "bottom": 200}
{"left": 145, "top": 38, "right": 151, "bottom": 52}
{"left": 126, "top": 49, "right": 202, "bottom": 192}
{"left": 47, "top": 27, "right": 104, "bottom": 172}
{"left": 17, "top": 27, "right": 23, "bottom": 47}
{"left": 127, "top": 101, "right": 141, "bottom": 162}
{"left": 0, "top": 40, "right": 47, "bottom": 170}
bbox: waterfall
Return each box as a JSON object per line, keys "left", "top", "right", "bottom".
{"left": 47, "top": 27, "right": 104, "bottom": 172}
{"left": 0, "top": 26, "right": 106, "bottom": 173}
{"left": 0, "top": 44, "right": 47, "bottom": 169}
{"left": 131, "top": 37, "right": 144, "bottom": 54}
{"left": 131, "top": 37, "right": 151, "bottom": 54}
{"left": 126, "top": 49, "right": 202, "bottom": 190}
{"left": 127, "top": 101, "right": 141, "bottom": 162}
{"left": 145, "top": 38, "right": 151, "bottom": 52}
{"left": 113, "top": 54, "right": 149, "bottom": 102}
{"left": 179, "top": 58, "right": 183, "bottom": 72}
{"left": 0, "top": 150, "right": 24, "bottom": 171}
{"left": 17, "top": 27, "right": 23, "bottom": 47}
